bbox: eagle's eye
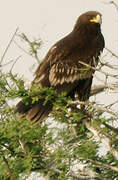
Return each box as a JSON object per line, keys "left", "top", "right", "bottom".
{"left": 87, "top": 15, "right": 92, "bottom": 20}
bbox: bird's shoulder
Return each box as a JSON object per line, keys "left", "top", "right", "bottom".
{"left": 35, "top": 32, "right": 78, "bottom": 77}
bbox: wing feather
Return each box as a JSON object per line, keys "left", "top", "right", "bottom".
{"left": 49, "top": 59, "right": 95, "bottom": 86}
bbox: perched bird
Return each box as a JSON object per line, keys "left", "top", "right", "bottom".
{"left": 16, "top": 11, "right": 105, "bottom": 122}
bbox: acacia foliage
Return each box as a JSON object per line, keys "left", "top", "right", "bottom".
{"left": 0, "top": 33, "right": 118, "bottom": 180}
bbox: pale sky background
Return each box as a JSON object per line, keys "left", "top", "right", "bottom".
{"left": 0, "top": 0, "right": 118, "bottom": 80}
{"left": 1, "top": 0, "right": 118, "bottom": 179}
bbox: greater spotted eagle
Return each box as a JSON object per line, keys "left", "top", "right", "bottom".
{"left": 16, "top": 11, "right": 105, "bottom": 122}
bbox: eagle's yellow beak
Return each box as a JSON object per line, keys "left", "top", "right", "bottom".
{"left": 90, "top": 14, "right": 101, "bottom": 24}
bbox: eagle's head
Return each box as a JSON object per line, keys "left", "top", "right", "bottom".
{"left": 79, "top": 11, "right": 102, "bottom": 24}
{"left": 74, "top": 11, "right": 102, "bottom": 32}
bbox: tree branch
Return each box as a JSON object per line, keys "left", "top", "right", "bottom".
{"left": 84, "top": 120, "right": 118, "bottom": 161}
{"left": 3, "top": 156, "right": 12, "bottom": 179}
{"left": 90, "top": 84, "right": 108, "bottom": 96}
{"left": 89, "top": 159, "right": 118, "bottom": 172}
{"left": 70, "top": 100, "right": 118, "bottom": 118}
{"left": 105, "top": 47, "right": 118, "bottom": 59}
{"left": 103, "top": 122, "right": 118, "bottom": 133}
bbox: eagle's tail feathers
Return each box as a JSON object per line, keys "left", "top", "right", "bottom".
{"left": 15, "top": 101, "right": 52, "bottom": 122}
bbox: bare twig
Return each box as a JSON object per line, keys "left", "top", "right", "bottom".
{"left": 91, "top": 81, "right": 118, "bottom": 96}
{"left": 9, "top": 55, "right": 22, "bottom": 74}
{"left": 79, "top": 60, "right": 118, "bottom": 80}
{"left": 68, "top": 171, "right": 99, "bottom": 180}
{"left": 105, "top": 99, "right": 118, "bottom": 108}
{"left": 100, "top": 61, "right": 118, "bottom": 71}
{"left": 92, "top": 103, "right": 118, "bottom": 118}
{"left": 13, "top": 40, "right": 31, "bottom": 56}
{"left": 0, "top": 28, "right": 19, "bottom": 64}
{"left": 99, "top": 69, "right": 118, "bottom": 79}
{"left": 110, "top": 1, "right": 118, "bottom": 11}
{"left": 105, "top": 47, "right": 118, "bottom": 59}
{"left": 0, "top": 60, "right": 14, "bottom": 68}
{"left": 70, "top": 100, "right": 118, "bottom": 118}
{"left": 91, "top": 84, "right": 108, "bottom": 96}
{"left": 103, "top": 123, "right": 118, "bottom": 134}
